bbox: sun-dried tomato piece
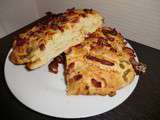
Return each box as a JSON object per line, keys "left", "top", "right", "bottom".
{"left": 71, "top": 17, "right": 79, "bottom": 23}
{"left": 16, "top": 38, "right": 27, "bottom": 46}
{"left": 110, "top": 47, "right": 117, "bottom": 52}
{"left": 86, "top": 33, "right": 97, "bottom": 39}
{"left": 102, "top": 28, "right": 118, "bottom": 36}
{"left": 73, "top": 74, "right": 83, "bottom": 81}
{"left": 58, "top": 26, "right": 64, "bottom": 32}
{"left": 39, "top": 44, "right": 45, "bottom": 51}
{"left": 129, "top": 58, "right": 146, "bottom": 75}
{"left": 96, "top": 38, "right": 111, "bottom": 47}
{"left": 48, "top": 60, "right": 58, "bottom": 74}
{"left": 55, "top": 55, "right": 64, "bottom": 64}
{"left": 74, "top": 43, "right": 84, "bottom": 48}
{"left": 68, "top": 62, "right": 75, "bottom": 70}
{"left": 50, "top": 25, "right": 59, "bottom": 30}
{"left": 123, "top": 47, "right": 135, "bottom": 56}
{"left": 85, "top": 85, "right": 89, "bottom": 90}
{"left": 86, "top": 55, "right": 114, "bottom": 66}
{"left": 96, "top": 37, "right": 107, "bottom": 41}
{"left": 79, "top": 13, "right": 87, "bottom": 17}
{"left": 104, "top": 34, "right": 115, "bottom": 41}
{"left": 48, "top": 53, "right": 65, "bottom": 74}
{"left": 91, "top": 78, "right": 101, "bottom": 88}
{"left": 26, "top": 47, "right": 34, "bottom": 54}
{"left": 68, "top": 79, "right": 74, "bottom": 84}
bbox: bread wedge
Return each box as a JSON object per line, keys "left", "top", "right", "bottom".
{"left": 10, "top": 8, "right": 103, "bottom": 69}
{"left": 64, "top": 27, "right": 136, "bottom": 96}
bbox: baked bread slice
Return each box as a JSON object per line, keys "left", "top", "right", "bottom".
{"left": 10, "top": 8, "right": 103, "bottom": 69}
{"left": 64, "top": 27, "right": 137, "bottom": 96}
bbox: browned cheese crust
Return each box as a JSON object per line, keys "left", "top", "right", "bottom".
{"left": 10, "top": 8, "right": 103, "bottom": 69}
{"left": 65, "top": 27, "right": 138, "bottom": 96}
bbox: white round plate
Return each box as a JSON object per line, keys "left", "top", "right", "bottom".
{"left": 5, "top": 44, "right": 139, "bottom": 119}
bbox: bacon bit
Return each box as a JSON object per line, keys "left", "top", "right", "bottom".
{"left": 86, "top": 33, "right": 97, "bottom": 39}
{"left": 129, "top": 57, "right": 139, "bottom": 66}
{"left": 46, "top": 14, "right": 56, "bottom": 22}
{"left": 90, "top": 45, "right": 97, "bottom": 51}
{"left": 86, "top": 55, "right": 114, "bottom": 66}
{"left": 97, "top": 40, "right": 104, "bottom": 46}
{"left": 48, "top": 54, "right": 65, "bottom": 74}
{"left": 123, "top": 47, "right": 135, "bottom": 56}
{"left": 66, "top": 7, "right": 76, "bottom": 15}
{"left": 79, "top": 13, "right": 87, "bottom": 17}
{"left": 38, "top": 25, "right": 46, "bottom": 31}
{"left": 102, "top": 28, "right": 117, "bottom": 36}
{"left": 83, "top": 9, "right": 93, "bottom": 14}
{"left": 66, "top": 62, "right": 74, "bottom": 74}
{"left": 48, "top": 60, "right": 58, "bottom": 74}
{"left": 85, "top": 85, "right": 89, "bottom": 90}
{"left": 90, "top": 44, "right": 106, "bottom": 51}
{"left": 105, "top": 35, "right": 115, "bottom": 41}
{"left": 54, "top": 54, "right": 65, "bottom": 64}
{"left": 47, "top": 31, "right": 55, "bottom": 36}
{"left": 65, "top": 48, "right": 72, "bottom": 54}
{"left": 54, "top": 14, "right": 68, "bottom": 23}
{"left": 68, "top": 62, "right": 75, "bottom": 70}
{"left": 73, "top": 74, "right": 83, "bottom": 81}
{"left": 39, "top": 44, "right": 45, "bottom": 51}
{"left": 91, "top": 78, "right": 101, "bottom": 88}
{"left": 45, "top": 32, "right": 48, "bottom": 35}
{"left": 58, "top": 26, "right": 64, "bottom": 32}
{"left": 96, "top": 37, "right": 107, "bottom": 41}
{"left": 68, "top": 79, "right": 74, "bottom": 84}
{"left": 50, "top": 24, "right": 64, "bottom": 32}
{"left": 60, "top": 16, "right": 68, "bottom": 23}
{"left": 74, "top": 43, "right": 84, "bottom": 48}
{"left": 111, "top": 28, "right": 118, "bottom": 35}
{"left": 129, "top": 58, "right": 146, "bottom": 75}
{"left": 96, "top": 39, "right": 112, "bottom": 48}
{"left": 71, "top": 17, "right": 79, "bottom": 23}
{"left": 26, "top": 47, "right": 33, "bottom": 54}
{"left": 50, "top": 25, "right": 59, "bottom": 30}
{"left": 16, "top": 38, "right": 27, "bottom": 46}
{"left": 28, "top": 31, "right": 34, "bottom": 36}
{"left": 108, "top": 91, "right": 116, "bottom": 97}
{"left": 110, "top": 47, "right": 117, "bottom": 52}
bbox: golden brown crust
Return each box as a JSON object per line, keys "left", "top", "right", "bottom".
{"left": 10, "top": 8, "right": 103, "bottom": 69}
{"left": 65, "top": 27, "right": 136, "bottom": 96}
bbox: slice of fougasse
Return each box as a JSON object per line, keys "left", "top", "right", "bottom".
{"left": 10, "top": 8, "right": 103, "bottom": 70}
{"left": 64, "top": 27, "right": 143, "bottom": 96}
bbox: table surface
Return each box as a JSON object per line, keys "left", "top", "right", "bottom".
{"left": 0, "top": 16, "right": 160, "bottom": 120}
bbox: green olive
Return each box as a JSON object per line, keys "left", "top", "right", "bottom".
{"left": 122, "top": 69, "right": 130, "bottom": 81}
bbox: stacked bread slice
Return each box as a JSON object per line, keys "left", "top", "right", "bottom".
{"left": 10, "top": 8, "right": 103, "bottom": 69}
{"left": 64, "top": 27, "right": 137, "bottom": 95}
